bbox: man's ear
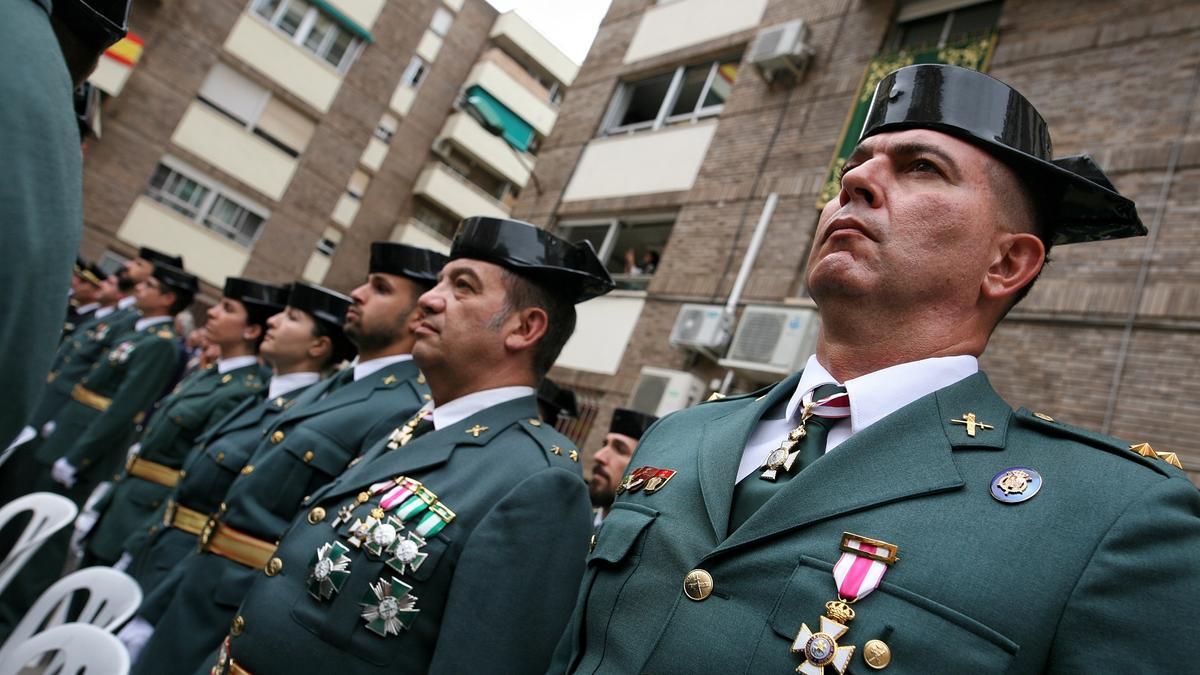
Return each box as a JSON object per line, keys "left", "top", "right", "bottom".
{"left": 982, "top": 232, "right": 1045, "bottom": 302}
{"left": 503, "top": 306, "right": 549, "bottom": 354}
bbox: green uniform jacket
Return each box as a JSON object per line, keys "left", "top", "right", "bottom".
{"left": 34, "top": 306, "right": 141, "bottom": 427}
{"left": 224, "top": 394, "right": 591, "bottom": 675}
{"left": 33, "top": 321, "right": 181, "bottom": 491}
{"left": 131, "top": 360, "right": 428, "bottom": 675}
{"left": 0, "top": 0, "right": 82, "bottom": 449}
{"left": 85, "top": 362, "right": 267, "bottom": 563}
{"left": 552, "top": 371, "right": 1200, "bottom": 674}
{"left": 125, "top": 384, "right": 313, "bottom": 610}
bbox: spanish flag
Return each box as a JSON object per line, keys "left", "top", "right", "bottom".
{"left": 104, "top": 32, "right": 144, "bottom": 67}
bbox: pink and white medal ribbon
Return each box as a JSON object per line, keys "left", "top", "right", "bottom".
{"left": 790, "top": 533, "right": 899, "bottom": 675}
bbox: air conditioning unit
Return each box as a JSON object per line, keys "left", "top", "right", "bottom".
{"left": 628, "top": 367, "right": 705, "bottom": 417}
{"left": 748, "top": 20, "right": 815, "bottom": 85}
{"left": 669, "top": 304, "right": 732, "bottom": 351}
{"left": 719, "top": 306, "right": 820, "bottom": 380}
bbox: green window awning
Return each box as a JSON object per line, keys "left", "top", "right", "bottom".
{"left": 466, "top": 86, "right": 535, "bottom": 152}
{"left": 311, "top": 0, "right": 374, "bottom": 43}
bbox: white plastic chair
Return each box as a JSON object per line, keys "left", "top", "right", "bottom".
{"left": 0, "top": 567, "right": 141, "bottom": 667}
{"left": 0, "top": 623, "right": 129, "bottom": 675}
{"left": 0, "top": 492, "right": 77, "bottom": 594}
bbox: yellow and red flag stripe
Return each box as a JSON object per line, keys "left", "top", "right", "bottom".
{"left": 104, "top": 32, "right": 144, "bottom": 67}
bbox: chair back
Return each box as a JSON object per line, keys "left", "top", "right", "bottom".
{"left": 0, "top": 623, "right": 129, "bottom": 675}
{"left": 0, "top": 492, "right": 77, "bottom": 594}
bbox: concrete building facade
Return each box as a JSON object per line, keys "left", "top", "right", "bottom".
{"left": 511, "top": 0, "right": 1200, "bottom": 486}
{"left": 78, "top": 0, "right": 576, "bottom": 295}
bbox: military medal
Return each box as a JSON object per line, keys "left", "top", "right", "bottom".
{"left": 307, "top": 541, "right": 352, "bottom": 600}
{"left": 363, "top": 516, "right": 406, "bottom": 559}
{"left": 791, "top": 533, "right": 898, "bottom": 674}
{"left": 990, "top": 467, "right": 1042, "bottom": 503}
{"left": 387, "top": 408, "right": 432, "bottom": 449}
{"left": 360, "top": 577, "right": 420, "bottom": 636}
{"left": 385, "top": 531, "right": 430, "bottom": 575}
{"left": 617, "top": 466, "right": 657, "bottom": 494}
{"left": 643, "top": 468, "right": 677, "bottom": 494}
{"left": 331, "top": 491, "right": 372, "bottom": 529}
{"left": 347, "top": 514, "right": 382, "bottom": 548}
{"left": 760, "top": 388, "right": 850, "bottom": 481}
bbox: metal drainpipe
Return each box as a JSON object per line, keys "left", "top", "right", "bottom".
{"left": 718, "top": 192, "right": 779, "bottom": 394}
{"left": 1101, "top": 63, "right": 1200, "bottom": 434}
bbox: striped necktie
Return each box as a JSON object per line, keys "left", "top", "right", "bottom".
{"left": 729, "top": 383, "right": 850, "bottom": 531}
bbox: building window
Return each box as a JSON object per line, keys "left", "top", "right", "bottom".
{"left": 430, "top": 7, "right": 454, "bottom": 36}
{"left": 147, "top": 161, "right": 268, "bottom": 247}
{"left": 603, "top": 56, "right": 740, "bottom": 135}
{"left": 437, "top": 146, "right": 518, "bottom": 204}
{"left": 558, "top": 215, "right": 675, "bottom": 290}
{"left": 251, "top": 0, "right": 364, "bottom": 73}
{"left": 886, "top": 0, "right": 1003, "bottom": 51}
{"left": 412, "top": 197, "right": 459, "bottom": 240}
{"left": 316, "top": 235, "right": 338, "bottom": 256}
{"left": 401, "top": 55, "right": 429, "bottom": 89}
{"left": 197, "top": 63, "right": 316, "bottom": 157}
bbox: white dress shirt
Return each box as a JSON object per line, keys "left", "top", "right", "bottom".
{"left": 352, "top": 354, "right": 412, "bottom": 382}
{"left": 118, "top": 295, "right": 138, "bottom": 310}
{"left": 267, "top": 371, "right": 321, "bottom": 400}
{"left": 216, "top": 355, "right": 259, "bottom": 374}
{"left": 736, "top": 354, "right": 979, "bottom": 483}
{"left": 431, "top": 385, "right": 536, "bottom": 430}
{"left": 94, "top": 305, "right": 116, "bottom": 320}
{"left": 134, "top": 315, "right": 173, "bottom": 332}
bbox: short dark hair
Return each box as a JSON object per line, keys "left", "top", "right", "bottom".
{"left": 499, "top": 270, "right": 576, "bottom": 378}
{"left": 990, "top": 161, "right": 1053, "bottom": 309}
{"left": 309, "top": 317, "right": 344, "bottom": 369}
{"left": 243, "top": 303, "right": 276, "bottom": 350}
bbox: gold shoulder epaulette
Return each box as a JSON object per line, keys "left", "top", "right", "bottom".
{"left": 706, "top": 391, "right": 726, "bottom": 402}
{"left": 157, "top": 329, "right": 174, "bottom": 339}
{"left": 1129, "top": 443, "right": 1184, "bottom": 469}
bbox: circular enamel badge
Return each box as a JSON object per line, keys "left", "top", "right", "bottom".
{"left": 991, "top": 467, "right": 1042, "bottom": 504}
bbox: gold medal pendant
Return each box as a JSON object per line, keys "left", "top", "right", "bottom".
{"left": 760, "top": 408, "right": 812, "bottom": 481}
{"left": 791, "top": 601, "right": 856, "bottom": 674}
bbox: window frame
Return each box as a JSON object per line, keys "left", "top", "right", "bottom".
{"left": 196, "top": 63, "right": 313, "bottom": 158}
{"left": 401, "top": 55, "right": 429, "bottom": 90}
{"left": 602, "top": 55, "right": 740, "bottom": 136}
{"left": 886, "top": 0, "right": 1003, "bottom": 52}
{"left": 250, "top": 0, "right": 364, "bottom": 74}
{"left": 556, "top": 213, "right": 676, "bottom": 288}
{"left": 146, "top": 156, "right": 271, "bottom": 248}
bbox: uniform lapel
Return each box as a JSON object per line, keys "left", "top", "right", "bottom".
{"left": 697, "top": 373, "right": 802, "bottom": 542}
{"left": 274, "top": 360, "right": 419, "bottom": 427}
{"left": 712, "top": 372, "right": 1009, "bottom": 556}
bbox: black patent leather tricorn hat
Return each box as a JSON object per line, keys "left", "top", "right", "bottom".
{"left": 860, "top": 64, "right": 1145, "bottom": 245}
{"left": 222, "top": 278, "right": 289, "bottom": 313}
{"left": 286, "top": 282, "right": 356, "bottom": 362}
{"left": 609, "top": 408, "right": 658, "bottom": 441}
{"left": 138, "top": 246, "right": 184, "bottom": 270}
{"left": 369, "top": 243, "right": 447, "bottom": 284}
{"left": 151, "top": 264, "right": 198, "bottom": 299}
{"left": 449, "top": 217, "right": 615, "bottom": 303}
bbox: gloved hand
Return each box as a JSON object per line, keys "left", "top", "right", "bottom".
{"left": 125, "top": 442, "right": 142, "bottom": 464}
{"left": 117, "top": 616, "right": 155, "bottom": 664}
{"left": 51, "top": 458, "right": 77, "bottom": 489}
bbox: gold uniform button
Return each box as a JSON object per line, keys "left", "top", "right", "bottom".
{"left": 683, "top": 569, "right": 714, "bottom": 601}
{"left": 308, "top": 507, "right": 326, "bottom": 524}
{"left": 303, "top": 451, "right": 314, "bottom": 463}
{"left": 863, "top": 639, "right": 891, "bottom": 669}
{"left": 529, "top": 418, "right": 541, "bottom": 426}
{"left": 241, "top": 465, "right": 254, "bottom": 475}
{"left": 271, "top": 430, "right": 285, "bottom": 443}
{"left": 1033, "top": 412, "right": 1055, "bottom": 422}
{"left": 216, "top": 452, "right": 225, "bottom": 462}
{"left": 265, "top": 557, "right": 283, "bottom": 576}
{"left": 231, "top": 615, "right": 245, "bottom": 636}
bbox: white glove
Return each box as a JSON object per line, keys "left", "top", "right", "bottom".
{"left": 113, "top": 552, "right": 134, "bottom": 572}
{"left": 117, "top": 617, "right": 155, "bottom": 664}
{"left": 52, "top": 458, "right": 77, "bottom": 489}
{"left": 40, "top": 420, "right": 57, "bottom": 438}
{"left": 125, "top": 442, "right": 142, "bottom": 464}
{"left": 67, "top": 482, "right": 111, "bottom": 564}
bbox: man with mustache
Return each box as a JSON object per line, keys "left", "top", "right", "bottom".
{"left": 550, "top": 65, "right": 1200, "bottom": 673}
{"left": 588, "top": 408, "right": 658, "bottom": 524}
{"left": 208, "top": 217, "right": 613, "bottom": 675}
{"left": 127, "top": 243, "right": 443, "bottom": 675}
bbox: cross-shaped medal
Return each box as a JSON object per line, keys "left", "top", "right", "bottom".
{"left": 950, "top": 412, "right": 994, "bottom": 437}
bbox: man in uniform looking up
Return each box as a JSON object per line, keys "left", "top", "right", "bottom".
{"left": 550, "top": 65, "right": 1200, "bottom": 674}
{"left": 128, "top": 244, "right": 444, "bottom": 675}
{"left": 589, "top": 408, "right": 658, "bottom": 523}
{"left": 210, "top": 217, "right": 613, "bottom": 675}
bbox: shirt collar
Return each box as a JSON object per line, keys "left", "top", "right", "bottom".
{"left": 787, "top": 354, "right": 978, "bottom": 434}
{"left": 352, "top": 354, "right": 413, "bottom": 382}
{"left": 217, "top": 355, "right": 259, "bottom": 374}
{"left": 432, "top": 385, "right": 536, "bottom": 431}
{"left": 118, "top": 295, "right": 138, "bottom": 310}
{"left": 94, "top": 305, "right": 116, "bottom": 319}
{"left": 268, "top": 371, "right": 321, "bottom": 400}
{"left": 135, "top": 315, "right": 173, "bottom": 332}
{"left": 75, "top": 302, "right": 100, "bottom": 315}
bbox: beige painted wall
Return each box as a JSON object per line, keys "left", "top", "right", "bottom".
{"left": 117, "top": 198, "right": 251, "bottom": 286}
{"left": 360, "top": 137, "right": 389, "bottom": 172}
{"left": 414, "top": 162, "right": 509, "bottom": 219}
{"left": 325, "top": 0, "right": 386, "bottom": 30}
{"left": 390, "top": 84, "right": 417, "bottom": 116}
{"left": 624, "top": 0, "right": 769, "bottom": 64}
{"left": 225, "top": 14, "right": 343, "bottom": 113}
{"left": 416, "top": 30, "right": 444, "bottom": 63}
{"left": 438, "top": 112, "right": 531, "bottom": 186}
{"left": 465, "top": 60, "right": 558, "bottom": 136}
{"left": 555, "top": 293, "right": 646, "bottom": 375}
{"left": 171, "top": 102, "right": 298, "bottom": 201}
{"left": 390, "top": 220, "right": 451, "bottom": 254}
{"left": 562, "top": 121, "right": 718, "bottom": 202}
{"left": 89, "top": 56, "right": 132, "bottom": 96}
{"left": 490, "top": 11, "right": 579, "bottom": 86}
{"left": 332, "top": 193, "right": 361, "bottom": 227}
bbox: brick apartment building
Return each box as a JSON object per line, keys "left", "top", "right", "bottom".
{"left": 511, "top": 0, "right": 1200, "bottom": 486}
{"left": 77, "top": 0, "right": 577, "bottom": 293}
